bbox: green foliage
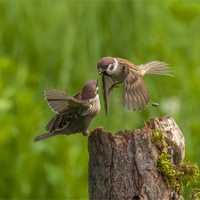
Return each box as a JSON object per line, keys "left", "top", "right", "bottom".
{"left": 188, "top": 185, "right": 200, "bottom": 200}
{"left": 0, "top": 1, "right": 200, "bottom": 199}
{"left": 152, "top": 131, "right": 200, "bottom": 195}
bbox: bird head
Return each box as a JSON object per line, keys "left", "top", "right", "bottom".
{"left": 80, "top": 79, "right": 99, "bottom": 100}
{"left": 97, "top": 57, "right": 118, "bottom": 76}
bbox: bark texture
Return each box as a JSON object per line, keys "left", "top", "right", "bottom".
{"left": 88, "top": 116, "right": 185, "bottom": 200}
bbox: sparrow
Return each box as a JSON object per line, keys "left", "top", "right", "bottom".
{"left": 97, "top": 57, "right": 173, "bottom": 115}
{"left": 34, "top": 79, "right": 101, "bottom": 142}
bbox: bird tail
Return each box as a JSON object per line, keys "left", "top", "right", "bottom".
{"left": 34, "top": 132, "right": 58, "bottom": 142}
{"left": 138, "top": 61, "right": 174, "bottom": 76}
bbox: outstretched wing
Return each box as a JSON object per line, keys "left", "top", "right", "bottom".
{"left": 137, "top": 61, "right": 174, "bottom": 76}
{"left": 123, "top": 68, "right": 150, "bottom": 111}
{"left": 102, "top": 75, "right": 116, "bottom": 115}
{"left": 45, "top": 88, "right": 91, "bottom": 134}
{"left": 45, "top": 88, "right": 90, "bottom": 114}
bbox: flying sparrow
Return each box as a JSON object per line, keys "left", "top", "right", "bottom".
{"left": 34, "top": 79, "right": 101, "bottom": 142}
{"left": 97, "top": 57, "right": 173, "bottom": 115}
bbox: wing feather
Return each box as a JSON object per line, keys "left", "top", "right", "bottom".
{"left": 45, "top": 113, "right": 70, "bottom": 133}
{"left": 129, "top": 87, "right": 137, "bottom": 111}
{"left": 138, "top": 61, "right": 174, "bottom": 76}
{"left": 139, "top": 80, "right": 150, "bottom": 106}
{"left": 135, "top": 78, "right": 148, "bottom": 110}
{"left": 102, "top": 75, "right": 116, "bottom": 115}
{"left": 124, "top": 68, "right": 150, "bottom": 111}
{"left": 45, "top": 88, "right": 90, "bottom": 114}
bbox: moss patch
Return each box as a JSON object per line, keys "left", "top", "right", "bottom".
{"left": 151, "top": 130, "right": 168, "bottom": 150}
{"left": 151, "top": 130, "right": 199, "bottom": 195}
{"left": 188, "top": 185, "right": 200, "bottom": 200}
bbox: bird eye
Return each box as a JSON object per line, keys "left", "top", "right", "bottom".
{"left": 109, "top": 64, "right": 114, "bottom": 70}
{"left": 105, "top": 64, "right": 109, "bottom": 68}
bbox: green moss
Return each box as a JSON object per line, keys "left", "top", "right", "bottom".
{"left": 188, "top": 185, "right": 200, "bottom": 200}
{"left": 151, "top": 130, "right": 168, "bottom": 150}
{"left": 151, "top": 130, "right": 200, "bottom": 195}
{"left": 157, "top": 151, "right": 184, "bottom": 194}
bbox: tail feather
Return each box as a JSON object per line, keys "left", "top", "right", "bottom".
{"left": 139, "top": 61, "right": 174, "bottom": 77}
{"left": 34, "top": 132, "right": 58, "bottom": 142}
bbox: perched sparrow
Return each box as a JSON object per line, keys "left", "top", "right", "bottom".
{"left": 97, "top": 57, "right": 173, "bottom": 115}
{"left": 34, "top": 79, "right": 100, "bottom": 142}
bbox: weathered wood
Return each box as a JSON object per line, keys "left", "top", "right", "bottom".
{"left": 143, "top": 115, "right": 185, "bottom": 165}
{"left": 88, "top": 116, "right": 185, "bottom": 200}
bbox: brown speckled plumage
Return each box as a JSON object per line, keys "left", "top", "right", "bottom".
{"left": 34, "top": 79, "right": 101, "bottom": 142}
{"left": 97, "top": 57, "right": 173, "bottom": 115}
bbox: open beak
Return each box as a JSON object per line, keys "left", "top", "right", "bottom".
{"left": 98, "top": 68, "right": 105, "bottom": 75}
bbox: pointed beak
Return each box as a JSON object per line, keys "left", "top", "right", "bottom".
{"left": 98, "top": 68, "right": 105, "bottom": 75}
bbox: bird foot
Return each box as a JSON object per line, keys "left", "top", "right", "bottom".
{"left": 108, "top": 82, "right": 121, "bottom": 95}
{"left": 82, "top": 130, "right": 90, "bottom": 137}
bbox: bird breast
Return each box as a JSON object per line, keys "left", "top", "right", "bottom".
{"left": 91, "top": 94, "right": 101, "bottom": 115}
{"left": 110, "top": 65, "right": 125, "bottom": 82}
{"left": 85, "top": 94, "right": 101, "bottom": 116}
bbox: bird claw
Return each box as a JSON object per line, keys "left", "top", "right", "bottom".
{"left": 82, "top": 130, "right": 90, "bottom": 137}
{"left": 108, "top": 83, "right": 121, "bottom": 95}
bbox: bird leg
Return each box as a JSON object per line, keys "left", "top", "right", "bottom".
{"left": 108, "top": 82, "right": 122, "bottom": 94}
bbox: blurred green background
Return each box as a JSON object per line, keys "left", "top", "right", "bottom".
{"left": 0, "top": 1, "right": 200, "bottom": 199}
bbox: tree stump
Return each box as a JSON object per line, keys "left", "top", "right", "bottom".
{"left": 88, "top": 116, "right": 185, "bottom": 200}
